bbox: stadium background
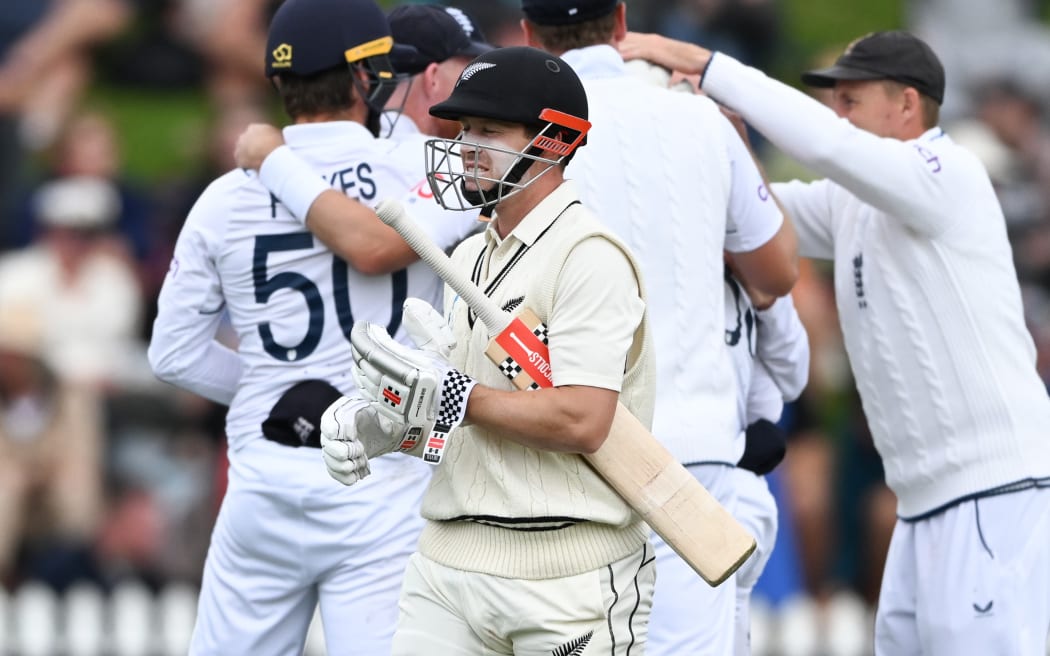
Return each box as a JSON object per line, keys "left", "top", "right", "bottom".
{"left": 1, "top": 0, "right": 1049, "bottom": 653}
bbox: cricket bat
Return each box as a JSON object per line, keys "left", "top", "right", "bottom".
{"left": 377, "top": 200, "right": 755, "bottom": 586}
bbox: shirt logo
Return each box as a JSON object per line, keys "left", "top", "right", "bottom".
{"left": 382, "top": 385, "right": 403, "bottom": 407}
{"left": 459, "top": 62, "right": 495, "bottom": 84}
{"left": 502, "top": 296, "right": 525, "bottom": 313}
{"left": 444, "top": 7, "right": 474, "bottom": 38}
{"left": 271, "top": 43, "right": 293, "bottom": 69}
{"left": 293, "top": 417, "right": 314, "bottom": 442}
{"left": 853, "top": 252, "right": 868, "bottom": 309}
{"left": 552, "top": 630, "right": 592, "bottom": 655}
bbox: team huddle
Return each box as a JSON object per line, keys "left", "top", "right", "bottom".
{"left": 148, "top": 0, "right": 1050, "bottom": 654}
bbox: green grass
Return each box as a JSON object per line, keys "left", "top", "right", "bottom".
{"left": 85, "top": 86, "right": 211, "bottom": 183}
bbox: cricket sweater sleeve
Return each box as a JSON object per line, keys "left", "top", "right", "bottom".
{"left": 746, "top": 362, "right": 785, "bottom": 425}
{"left": 703, "top": 52, "right": 960, "bottom": 237}
{"left": 770, "top": 178, "right": 836, "bottom": 260}
{"left": 148, "top": 184, "right": 242, "bottom": 405}
{"left": 754, "top": 293, "right": 809, "bottom": 402}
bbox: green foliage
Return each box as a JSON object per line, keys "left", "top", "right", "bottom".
{"left": 773, "top": 0, "right": 903, "bottom": 81}
{"left": 85, "top": 86, "right": 211, "bottom": 183}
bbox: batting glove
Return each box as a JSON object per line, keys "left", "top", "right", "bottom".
{"left": 319, "top": 396, "right": 411, "bottom": 485}
{"left": 350, "top": 302, "right": 475, "bottom": 464}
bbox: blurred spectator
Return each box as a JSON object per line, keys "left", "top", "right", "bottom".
{"left": 0, "top": 302, "right": 104, "bottom": 589}
{"left": 10, "top": 111, "right": 156, "bottom": 272}
{"left": 0, "top": 0, "right": 131, "bottom": 246}
{"left": 1022, "top": 284, "right": 1050, "bottom": 387}
{"left": 146, "top": 101, "right": 268, "bottom": 340}
{"left": 971, "top": 78, "right": 1050, "bottom": 287}
{"left": 907, "top": 0, "right": 1050, "bottom": 121}
{"left": 0, "top": 176, "right": 145, "bottom": 387}
{"left": 103, "top": 0, "right": 281, "bottom": 107}
{"left": 190, "top": 0, "right": 283, "bottom": 105}
{"left": 829, "top": 390, "right": 896, "bottom": 605}
{"left": 653, "top": 0, "right": 781, "bottom": 70}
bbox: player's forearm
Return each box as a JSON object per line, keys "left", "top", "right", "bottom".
{"left": 731, "top": 219, "right": 799, "bottom": 298}
{"left": 703, "top": 54, "right": 954, "bottom": 235}
{"left": 148, "top": 339, "right": 241, "bottom": 406}
{"left": 755, "top": 296, "right": 810, "bottom": 402}
{"left": 304, "top": 191, "right": 419, "bottom": 274}
{"left": 258, "top": 146, "right": 420, "bottom": 274}
{"left": 9, "top": 0, "right": 130, "bottom": 72}
{"left": 465, "top": 384, "right": 618, "bottom": 454}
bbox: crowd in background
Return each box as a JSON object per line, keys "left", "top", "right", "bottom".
{"left": 1, "top": 0, "right": 1049, "bottom": 618}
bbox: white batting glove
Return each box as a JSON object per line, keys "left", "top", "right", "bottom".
{"left": 319, "top": 396, "right": 409, "bottom": 486}
{"left": 350, "top": 306, "right": 475, "bottom": 465}
{"left": 402, "top": 297, "right": 455, "bottom": 358}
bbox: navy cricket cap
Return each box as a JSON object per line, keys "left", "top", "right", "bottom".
{"left": 265, "top": 0, "right": 394, "bottom": 77}
{"left": 521, "top": 0, "right": 619, "bottom": 25}
{"left": 430, "top": 46, "right": 588, "bottom": 129}
{"left": 388, "top": 5, "right": 493, "bottom": 76}
{"left": 262, "top": 380, "right": 344, "bottom": 449}
{"left": 801, "top": 30, "right": 946, "bottom": 105}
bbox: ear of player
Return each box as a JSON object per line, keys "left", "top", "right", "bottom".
{"left": 349, "top": 305, "right": 477, "bottom": 465}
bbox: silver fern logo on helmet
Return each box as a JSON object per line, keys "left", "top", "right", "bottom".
{"left": 459, "top": 62, "right": 496, "bottom": 83}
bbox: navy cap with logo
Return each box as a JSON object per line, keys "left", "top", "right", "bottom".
{"left": 262, "top": 380, "right": 344, "bottom": 449}
{"left": 521, "top": 0, "right": 619, "bottom": 25}
{"left": 430, "top": 46, "right": 588, "bottom": 129}
{"left": 265, "top": 0, "right": 394, "bottom": 77}
{"left": 388, "top": 5, "right": 493, "bottom": 76}
{"left": 801, "top": 30, "right": 946, "bottom": 105}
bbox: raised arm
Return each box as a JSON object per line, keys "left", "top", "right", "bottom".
{"left": 234, "top": 123, "right": 419, "bottom": 274}
{"left": 621, "top": 33, "right": 962, "bottom": 237}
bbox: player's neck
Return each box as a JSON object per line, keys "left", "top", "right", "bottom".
{"left": 293, "top": 104, "right": 368, "bottom": 126}
{"left": 492, "top": 170, "right": 564, "bottom": 239}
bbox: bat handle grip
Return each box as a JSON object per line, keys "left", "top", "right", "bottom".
{"left": 376, "top": 199, "right": 510, "bottom": 334}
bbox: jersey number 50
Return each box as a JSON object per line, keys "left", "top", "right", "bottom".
{"left": 253, "top": 232, "right": 406, "bottom": 361}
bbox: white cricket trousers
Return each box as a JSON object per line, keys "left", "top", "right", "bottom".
{"left": 648, "top": 463, "right": 738, "bottom": 656}
{"left": 392, "top": 542, "right": 655, "bottom": 655}
{"left": 730, "top": 470, "right": 778, "bottom": 656}
{"left": 188, "top": 440, "right": 429, "bottom": 656}
{"left": 875, "top": 486, "right": 1050, "bottom": 655}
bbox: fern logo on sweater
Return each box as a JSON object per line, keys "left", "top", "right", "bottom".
{"left": 552, "top": 630, "right": 592, "bottom": 655}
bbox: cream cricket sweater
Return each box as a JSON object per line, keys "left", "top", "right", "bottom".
{"left": 416, "top": 182, "right": 656, "bottom": 579}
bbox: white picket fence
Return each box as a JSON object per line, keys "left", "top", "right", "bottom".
{"left": 0, "top": 583, "right": 1046, "bottom": 656}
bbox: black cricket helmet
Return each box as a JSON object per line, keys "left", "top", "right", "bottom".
{"left": 423, "top": 46, "right": 591, "bottom": 212}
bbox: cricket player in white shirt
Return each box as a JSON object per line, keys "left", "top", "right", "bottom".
{"left": 381, "top": 4, "right": 492, "bottom": 142}
{"left": 724, "top": 272, "right": 809, "bottom": 655}
{"left": 520, "top": 2, "right": 798, "bottom": 653}
{"left": 231, "top": 3, "right": 490, "bottom": 261}
{"left": 624, "top": 28, "right": 1050, "bottom": 656}
{"left": 148, "top": 0, "right": 473, "bottom": 653}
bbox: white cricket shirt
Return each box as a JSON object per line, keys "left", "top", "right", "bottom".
{"left": 561, "top": 45, "right": 785, "bottom": 465}
{"left": 704, "top": 53, "right": 1050, "bottom": 517}
{"left": 149, "top": 121, "right": 478, "bottom": 452}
